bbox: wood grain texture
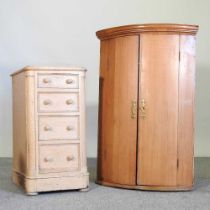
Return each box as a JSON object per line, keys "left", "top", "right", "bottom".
{"left": 12, "top": 67, "right": 89, "bottom": 194}
{"left": 96, "top": 24, "right": 199, "bottom": 40}
{"left": 177, "top": 35, "right": 196, "bottom": 187}
{"left": 97, "top": 36, "right": 139, "bottom": 186}
{"left": 138, "top": 34, "right": 179, "bottom": 186}
{"left": 96, "top": 24, "right": 198, "bottom": 191}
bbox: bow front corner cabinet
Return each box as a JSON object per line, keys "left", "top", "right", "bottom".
{"left": 96, "top": 24, "right": 199, "bottom": 191}
{"left": 11, "top": 66, "right": 89, "bottom": 195}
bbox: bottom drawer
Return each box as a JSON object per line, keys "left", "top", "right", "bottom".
{"left": 39, "top": 144, "right": 79, "bottom": 174}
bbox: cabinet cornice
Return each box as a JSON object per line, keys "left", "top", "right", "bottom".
{"left": 96, "top": 24, "right": 199, "bottom": 40}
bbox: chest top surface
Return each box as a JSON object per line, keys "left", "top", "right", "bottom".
{"left": 11, "top": 66, "right": 87, "bottom": 77}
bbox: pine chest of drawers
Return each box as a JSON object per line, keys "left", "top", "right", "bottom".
{"left": 11, "top": 66, "right": 89, "bottom": 195}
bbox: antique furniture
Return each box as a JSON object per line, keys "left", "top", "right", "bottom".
{"left": 96, "top": 24, "right": 199, "bottom": 191}
{"left": 11, "top": 66, "right": 89, "bottom": 195}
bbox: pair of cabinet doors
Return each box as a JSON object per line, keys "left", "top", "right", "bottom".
{"left": 97, "top": 33, "right": 195, "bottom": 189}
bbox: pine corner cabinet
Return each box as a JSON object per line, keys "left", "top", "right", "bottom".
{"left": 96, "top": 24, "right": 199, "bottom": 191}
{"left": 11, "top": 66, "right": 89, "bottom": 195}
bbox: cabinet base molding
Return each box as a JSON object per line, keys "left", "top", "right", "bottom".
{"left": 96, "top": 180, "right": 193, "bottom": 192}
{"left": 13, "top": 171, "right": 89, "bottom": 195}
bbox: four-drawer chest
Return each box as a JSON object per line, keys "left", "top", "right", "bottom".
{"left": 11, "top": 66, "right": 89, "bottom": 195}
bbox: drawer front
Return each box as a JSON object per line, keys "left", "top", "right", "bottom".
{"left": 39, "top": 144, "right": 79, "bottom": 173}
{"left": 38, "top": 92, "right": 79, "bottom": 112}
{"left": 38, "top": 74, "right": 79, "bottom": 89}
{"left": 39, "top": 116, "right": 79, "bottom": 140}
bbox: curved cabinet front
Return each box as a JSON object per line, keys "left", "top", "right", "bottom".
{"left": 96, "top": 24, "right": 198, "bottom": 191}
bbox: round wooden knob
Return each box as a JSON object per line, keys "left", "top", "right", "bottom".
{"left": 66, "top": 79, "right": 73, "bottom": 84}
{"left": 66, "top": 126, "right": 73, "bottom": 131}
{"left": 66, "top": 99, "right": 73, "bottom": 105}
{"left": 44, "top": 126, "right": 52, "bottom": 131}
{"left": 43, "top": 78, "right": 51, "bottom": 84}
{"left": 67, "top": 156, "right": 74, "bottom": 161}
{"left": 43, "top": 99, "right": 52, "bottom": 105}
{"left": 44, "top": 157, "right": 53, "bottom": 162}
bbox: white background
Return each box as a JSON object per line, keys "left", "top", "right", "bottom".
{"left": 0, "top": 0, "right": 209, "bottom": 157}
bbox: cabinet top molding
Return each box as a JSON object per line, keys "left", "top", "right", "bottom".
{"left": 96, "top": 24, "right": 199, "bottom": 40}
{"left": 11, "top": 66, "right": 87, "bottom": 76}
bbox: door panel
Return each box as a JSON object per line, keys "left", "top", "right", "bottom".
{"left": 97, "top": 36, "right": 139, "bottom": 185}
{"left": 137, "top": 34, "right": 179, "bottom": 186}
{"left": 177, "top": 35, "right": 195, "bottom": 187}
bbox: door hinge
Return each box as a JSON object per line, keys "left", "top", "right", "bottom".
{"left": 177, "top": 158, "right": 179, "bottom": 169}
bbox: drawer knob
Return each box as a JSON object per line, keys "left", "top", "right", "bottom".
{"left": 66, "top": 99, "right": 73, "bottom": 105}
{"left": 43, "top": 99, "right": 52, "bottom": 105}
{"left": 66, "top": 126, "right": 73, "bottom": 131}
{"left": 66, "top": 79, "right": 73, "bottom": 84}
{"left": 43, "top": 78, "right": 51, "bottom": 84}
{"left": 67, "top": 156, "right": 74, "bottom": 161}
{"left": 44, "top": 126, "right": 53, "bottom": 131}
{"left": 44, "top": 157, "right": 53, "bottom": 162}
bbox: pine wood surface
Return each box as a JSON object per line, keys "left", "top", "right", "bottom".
{"left": 12, "top": 67, "right": 89, "bottom": 194}
{"left": 97, "top": 24, "right": 198, "bottom": 191}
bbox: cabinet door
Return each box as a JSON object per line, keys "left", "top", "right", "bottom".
{"left": 137, "top": 34, "right": 179, "bottom": 187}
{"left": 177, "top": 35, "right": 195, "bottom": 187}
{"left": 97, "top": 36, "right": 139, "bottom": 185}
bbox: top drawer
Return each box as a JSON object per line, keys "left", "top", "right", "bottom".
{"left": 38, "top": 74, "right": 79, "bottom": 89}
